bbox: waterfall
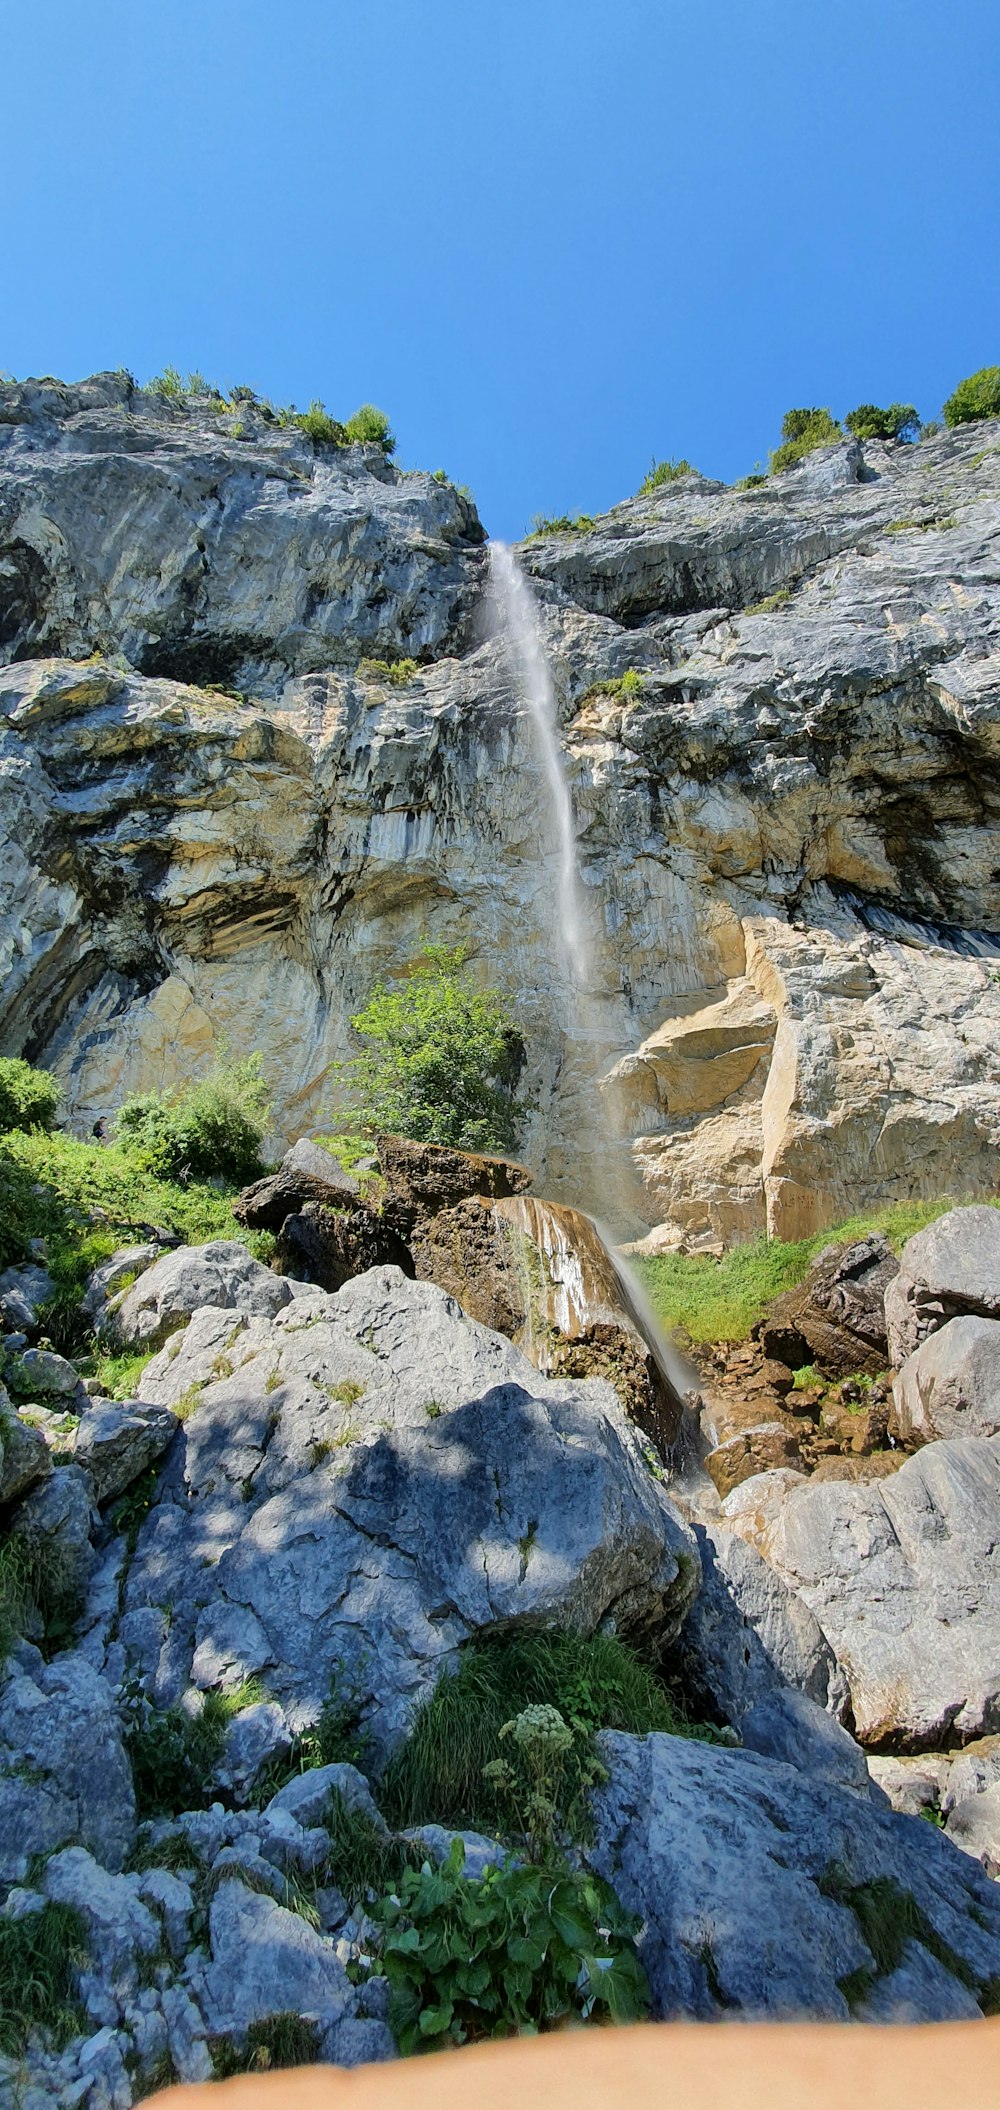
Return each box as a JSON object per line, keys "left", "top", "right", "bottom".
{"left": 489, "top": 541, "right": 698, "bottom": 1416}
{"left": 488, "top": 542, "right": 588, "bottom": 990}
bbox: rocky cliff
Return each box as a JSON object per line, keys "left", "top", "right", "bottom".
{"left": 2, "top": 372, "right": 999, "bottom": 1242}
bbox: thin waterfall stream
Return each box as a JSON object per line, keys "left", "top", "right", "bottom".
{"left": 489, "top": 541, "right": 697, "bottom": 1419}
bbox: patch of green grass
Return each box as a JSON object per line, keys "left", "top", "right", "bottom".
{"left": 819, "top": 1866, "right": 983, "bottom": 2011}
{"left": 638, "top": 458, "right": 697, "bottom": 494}
{"left": 357, "top": 657, "right": 419, "bottom": 687}
{"left": 746, "top": 585, "right": 792, "bottom": 614}
{"left": 884, "top": 514, "right": 958, "bottom": 534}
{"left": 524, "top": 513, "right": 595, "bottom": 539}
{"left": 791, "top": 1363, "right": 821, "bottom": 1390}
{"left": 579, "top": 668, "right": 645, "bottom": 705}
{"left": 86, "top": 1345, "right": 156, "bottom": 1400}
{"left": 633, "top": 1195, "right": 990, "bottom": 1345}
{"left": 210, "top": 2013, "right": 321, "bottom": 2077}
{"left": 379, "top": 1629, "right": 713, "bottom": 1840}
{"left": 125, "top": 1686, "right": 261, "bottom": 1819}
{"left": 0, "top": 1901, "right": 88, "bottom": 2054}
{"left": 0, "top": 1528, "right": 83, "bottom": 1666}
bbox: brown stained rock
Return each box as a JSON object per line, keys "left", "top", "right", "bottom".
{"left": 756, "top": 1235, "right": 899, "bottom": 1379}
{"left": 705, "top": 1422, "right": 802, "bottom": 1498}
{"left": 808, "top": 1452, "right": 904, "bottom": 1483}
{"left": 235, "top": 1138, "right": 360, "bottom": 1233}
{"left": 376, "top": 1136, "right": 533, "bottom": 1218}
{"left": 274, "top": 1201, "right": 414, "bottom": 1293}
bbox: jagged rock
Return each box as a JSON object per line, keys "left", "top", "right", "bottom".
{"left": 80, "top": 1244, "right": 164, "bottom": 1327}
{"left": 705, "top": 1420, "right": 802, "bottom": 1496}
{"left": 7, "top": 1464, "right": 97, "bottom": 1632}
{"left": 885, "top": 1207, "right": 1000, "bottom": 1365}
{"left": 944, "top": 1737, "right": 1000, "bottom": 1812}
{"left": 274, "top": 1199, "right": 415, "bottom": 1293}
{"left": 729, "top": 1438, "right": 1000, "bottom": 1746}
{"left": 0, "top": 1264, "right": 54, "bottom": 1335}
{"left": 376, "top": 1134, "right": 533, "bottom": 1215}
{"left": 738, "top": 1688, "right": 875, "bottom": 1799}
{"left": 125, "top": 1263, "right": 699, "bottom": 1748}
{"left": 198, "top": 1880, "right": 354, "bottom": 2036}
{"left": 866, "top": 1754, "right": 953, "bottom": 1819}
{"left": 221, "top": 1700, "right": 292, "bottom": 1802}
{"left": 73, "top": 1400, "right": 179, "bottom": 1504}
{"left": 0, "top": 1401, "right": 52, "bottom": 1503}
{"left": 112, "top": 1238, "right": 293, "bottom": 1349}
{"left": 8, "top": 1345, "right": 82, "bottom": 1399}
{"left": 265, "top": 1761, "right": 385, "bottom": 1833}
{"left": 673, "top": 1520, "right": 846, "bottom": 1726}
{"left": 891, "top": 1316, "right": 1000, "bottom": 1446}
{"left": 0, "top": 1652, "right": 135, "bottom": 1878}
{"left": 945, "top": 1785, "right": 1000, "bottom": 1879}
{"left": 756, "top": 1235, "right": 898, "bottom": 1376}
{"left": 234, "top": 1137, "right": 361, "bottom": 1232}
{"left": 588, "top": 1730, "right": 1000, "bottom": 2019}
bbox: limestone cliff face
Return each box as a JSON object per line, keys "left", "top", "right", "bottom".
{"left": 2, "top": 375, "right": 999, "bottom": 1244}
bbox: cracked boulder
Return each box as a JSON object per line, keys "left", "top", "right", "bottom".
{"left": 111, "top": 1238, "right": 293, "bottom": 1349}
{"left": 0, "top": 1648, "right": 136, "bottom": 1879}
{"left": 588, "top": 1731, "right": 1000, "bottom": 2020}
{"left": 885, "top": 1207, "right": 1000, "bottom": 1366}
{"left": 123, "top": 1261, "right": 699, "bottom": 1749}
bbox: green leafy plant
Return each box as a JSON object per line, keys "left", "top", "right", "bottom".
{"left": 124, "top": 1687, "right": 263, "bottom": 1818}
{"left": 844, "top": 402, "right": 920, "bottom": 442}
{"left": 943, "top": 365, "right": 1000, "bottom": 427}
{"left": 0, "top": 1057, "right": 60, "bottom": 1134}
{"left": 144, "top": 366, "right": 185, "bottom": 399}
{"left": 372, "top": 1837, "right": 649, "bottom": 2052}
{"left": 638, "top": 457, "right": 697, "bottom": 494}
{"left": 114, "top": 1053, "right": 270, "bottom": 1184}
{"left": 0, "top": 1901, "right": 88, "bottom": 2054}
{"left": 344, "top": 943, "right": 530, "bottom": 1154}
{"left": 344, "top": 403, "right": 396, "bottom": 453}
{"left": 769, "top": 407, "right": 842, "bottom": 473}
{"left": 482, "top": 1703, "right": 605, "bottom": 1862}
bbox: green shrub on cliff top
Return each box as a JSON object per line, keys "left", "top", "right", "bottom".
{"left": 345, "top": 945, "right": 530, "bottom": 1154}
{"left": 844, "top": 401, "right": 920, "bottom": 442}
{"left": 0, "top": 1057, "right": 60, "bottom": 1134}
{"left": 638, "top": 457, "right": 698, "bottom": 494}
{"left": 769, "top": 407, "right": 842, "bottom": 474}
{"left": 943, "top": 366, "right": 1000, "bottom": 427}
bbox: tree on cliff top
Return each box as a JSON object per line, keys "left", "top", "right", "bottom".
{"left": 345, "top": 946, "right": 530, "bottom": 1153}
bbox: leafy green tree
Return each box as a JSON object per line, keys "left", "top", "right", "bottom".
{"left": 769, "top": 407, "right": 843, "bottom": 473}
{"left": 114, "top": 1053, "right": 270, "bottom": 1183}
{"left": 345, "top": 945, "right": 529, "bottom": 1153}
{"left": 0, "top": 1058, "right": 60, "bottom": 1134}
{"left": 845, "top": 402, "right": 920, "bottom": 442}
{"left": 943, "top": 366, "right": 1000, "bottom": 427}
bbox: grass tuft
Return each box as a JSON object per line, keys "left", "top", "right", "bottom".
{"left": 0, "top": 1902, "right": 88, "bottom": 2054}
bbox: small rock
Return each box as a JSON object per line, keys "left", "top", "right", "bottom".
{"left": 9, "top": 1346, "right": 81, "bottom": 1398}
{"left": 945, "top": 1782, "right": 1000, "bottom": 1878}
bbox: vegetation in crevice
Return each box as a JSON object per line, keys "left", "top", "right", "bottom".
{"left": 0, "top": 1901, "right": 89, "bottom": 2055}
{"left": 818, "top": 1865, "right": 983, "bottom": 2011}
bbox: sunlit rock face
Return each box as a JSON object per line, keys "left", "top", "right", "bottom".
{"left": 2, "top": 378, "right": 1000, "bottom": 1244}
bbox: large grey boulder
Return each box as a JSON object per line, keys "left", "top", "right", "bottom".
{"left": 735, "top": 1438, "right": 1000, "bottom": 1746}
{"left": 123, "top": 1268, "right": 699, "bottom": 1749}
{"left": 74, "top": 1399, "right": 179, "bottom": 1504}
{"left": 739, "top": 1689, "right": 875, "bottom": 1800}
{"left": 588, "top": 1731, "right": 1000, "bottom": 2020}
{"left": 7, "top": 1464, "right": 97, "bottom": 1632}
{"left": 0, "top": 1650, "right": 136, "bottom": 1878}
{"left": 885, "top": 1207, "right": 1000, "bottom": 1366}
{"left": 198, "top": 1881, "right": 354, "bottom": 2037}
{"left": 0, "top": 1400, "right": 52, "bottom": 1503}
{"left": 112, "top": 1239, "right": 292, "bottom": 1349}
{"left": 0, "top": 1264, "right": 54, "bottom": 1335}
{"left": 891, "top": 1316, "right": 1000, "bottom": 1446}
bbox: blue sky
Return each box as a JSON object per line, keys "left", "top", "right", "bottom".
{"left": 4, "top": 0, "right": 998, "bottom": 539}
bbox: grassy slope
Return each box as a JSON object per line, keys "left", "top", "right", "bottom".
{"left": 633, "top": 1195, "right": 1000, "bottom": 1345}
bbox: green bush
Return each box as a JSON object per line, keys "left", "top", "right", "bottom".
{"left": 372, "top": 1838, "right": 649, "bottom": 2051}
{"left": 114, "top": 1053, "right": 270, "bottom": 1184}
{"left": 844, "top": 402, "right": 919, "bottom": 442}
{"left": 125, "top": 1684, "right": 265, "bottom": 1818}
{"left": 144, "top": 367, "right": 185, "bottom": 399}
{"left": 638, "top": 457, "right": 697, "bottom": 494}
{"left": 525, "top": 513, "right": 595, "bottom": 538}
{"left": 0, "top": 1901, "right": 88, "bottom": 2055}
{"left": 769, "top": 407, "right": 842, "bottom": 474}
{"left": 345, "top": 944, "right": 530, "bottom": 1154}
{"left": 357, "top": 657, "right": 419, "bottom": 687}
{"left": 295, "top": 399, "right": 348, "bottom": 446}
{"left": 943, "top": 365, "right": 1000, "bottom": 427}
{"left": 380, "top": 1628, "right": 703, "bottom": 1838}
{"left": 0, "top": 1056, "right": 60, "bottom": 1134}
{"left": 344, "top": 403, "right": 396, "bottom": 453}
